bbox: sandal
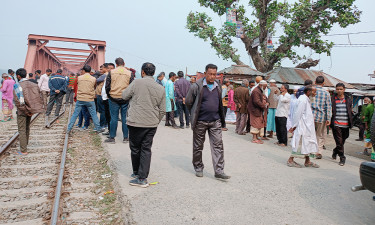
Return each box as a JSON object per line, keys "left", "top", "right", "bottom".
{"left": 274, "top": 142, "right": 280, "bottom": 145}
{"left": 251, "top": 139, "right": 263, "bottom": 144}
{"left": 261, "top": 137, "right": 269, "bottom": 140}
{"left": 277, "top": 143, "right": 286, "bottom": 147}
{"left": 17, "top": 151, "right": 28, "bottom": 156}
{"left": 305, "top": 162, "right": 319, "bottom": 168}
{"left": 287, "top": 161, "right": 302, "bottom": 168}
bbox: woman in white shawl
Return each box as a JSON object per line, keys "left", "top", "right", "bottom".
{"left": 287, "top": 86, "right": 319, "bottom": 168}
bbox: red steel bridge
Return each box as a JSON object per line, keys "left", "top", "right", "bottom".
{"left": 24, "top": 34, "right": 106, "bottom": 74}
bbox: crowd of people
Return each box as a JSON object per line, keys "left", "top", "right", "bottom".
{"left": 3, "top": 59, "right": 374, "bottom": 188}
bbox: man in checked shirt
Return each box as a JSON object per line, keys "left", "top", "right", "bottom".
{"left": 311, "top": 76, "right": 332, "bottom": 159}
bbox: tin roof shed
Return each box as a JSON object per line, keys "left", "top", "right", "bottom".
{"left": 219, "top": 65, "right": 264, "bottom": 77}
{"left": 265, "top": 67, "right": 355, "bottom": 89}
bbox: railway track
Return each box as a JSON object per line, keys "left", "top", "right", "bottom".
{"left": 0, "top": 105, "right": 71, "bottom": 225}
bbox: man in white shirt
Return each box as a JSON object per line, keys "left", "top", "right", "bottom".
{"left": 38, "top": 69, "right": 52, "bottom": 108}
{"left": 274, "top": 84, "right": 291, "bottom": 146}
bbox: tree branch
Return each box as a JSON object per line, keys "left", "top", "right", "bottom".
{"left": 295, "top": 58, "right": 320, "bottom": 69}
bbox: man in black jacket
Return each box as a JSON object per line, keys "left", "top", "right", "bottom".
{"left": 185, "top": 64, "right": 230, "bottom": 180}
{"left": 330, "top": 83, "right": 353, "bottom": 166}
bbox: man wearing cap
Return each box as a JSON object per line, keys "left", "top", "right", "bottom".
{"left": 248, "top": 80, "right": 269, "bottom": 144}
{"left": 266, "top": 79, "right": 280, "bottom": 138}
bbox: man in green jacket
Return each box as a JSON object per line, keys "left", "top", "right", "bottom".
{"left": 122, "top": 62, "right": 166, "bottom": 188}
{"left": 356, "top": 97, "right": 369, "bottom": 141}
{"left": 363, "top": 98, "right": 374, "bottom": 155}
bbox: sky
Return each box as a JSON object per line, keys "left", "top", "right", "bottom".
{"left": 0, "top": 0, "right": 374, "bottom": 83}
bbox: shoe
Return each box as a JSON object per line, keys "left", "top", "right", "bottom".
{"left": 172, "top": 125, "right": 179, "bottom": 129}
{"left": 102, "top": 131, "right": 110, "bottom": 136}
{"left": 129, "top": 178, "right": 149, "bottom": 188}
{"left": 323, "top": 145, "right": 326, "bottom": 150}
{"left": 123, "top": 138, "right": 129, "bottom": 143}
{"left": 80, "top": 127, "right": 88, "bottom": 131}
{"left": 186, "top": 125, "right": 190, "bottom": 128}
{"left": 316, "top": 154, "right": 322, "bottom": 159}
{"left": 222, "top": 128, "right": 228, "bottom": 131}
{"left": 165, "top": 123, "right": 171, "bottom": 126}
{"left": 45, "top": 116, "right": 49, "bottom": 127}
{"left": 104, "top": 138, "right": 115, "bottom": 144}
{"left": 179, "top": 125, "right": 185, "bottom": 129}
{"left": 215, "top": 173, "right": 231, "bottom": 180}
{"left": 94, "top": 128, "right": 105, "bottom": 133}
{"left": 76, "top": 125, "right": 82, "bottom": 128}
{"left": 355, "top": 138, "right": 364, "bottom": 141}
{"left": 196, "top": 171, "right": 203, "bottom": 177}
{"left": 332, "top": 153, "right": 337, "bottom": 160}
{"left": 339, "top": 158, "right": 346, "bottom": 166}
{"left": 131, "top": 173, "right": 139, "bottom": 179}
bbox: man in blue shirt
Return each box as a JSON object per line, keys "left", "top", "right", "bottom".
{"left": 45, "top": 69, "right": 67, "bottom": 126}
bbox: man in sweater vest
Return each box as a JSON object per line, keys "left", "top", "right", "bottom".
{"left": 185, "top": 64, "right": 230, "bottom": 181}
{"left": 66, "top": 65, "right": 103, "bottom": 133}
{"left": 105, "top": 57, "right": 132, "bottom": 144}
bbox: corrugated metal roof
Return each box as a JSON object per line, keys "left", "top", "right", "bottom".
{"left": 265, "top": 67, "right": 355, "bottom": 89}
{"left": 218, "top": 65, "right": 264, "bottom": 76}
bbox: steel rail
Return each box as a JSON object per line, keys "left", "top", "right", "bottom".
{"left": 0, "top": 104, "right": 68, "bottom": 156}
{"left": 51, "top": 103, "right": 73, "bottom": 225}
{"left": 0, "top": 113, "right": 40, "bottom": 155}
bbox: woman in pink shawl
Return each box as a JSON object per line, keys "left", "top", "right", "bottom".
{"left": 1, "top": 74, "right": 16, "bottom": 121}
{"left": 225, "top": 85, "right": 236, "bottom": 123}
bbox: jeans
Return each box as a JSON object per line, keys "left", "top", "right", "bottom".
{"left": 109, "top": 99, "right": 128, "bottom": 139}
{"left": 128, "top": 126, "right": 157, "bottom": 179}
{"left": 332, "top": 126, "right": 350, "bottom": 159}
{"left": 67, "top": 100, "right": 101, "bottom": 131}
{"left": 275, "top": 116, "right": 288, "bottom": 145}
{"left": 96, "top": 95, "right": 106, "bottom": 128}
{"left": 65, "top": 87, "right": 74, "bottom": 103}
{"left": 46, "top": 92, "right": 64, "bottom": 116}
{"left": 193, "top": 120, "right": 225, "bottom": 175}
{"left": 77, "top": 105, "right": 90, "bottom": 128}
{"left": 176, "top": 101, "right": 190, "bottom": 127}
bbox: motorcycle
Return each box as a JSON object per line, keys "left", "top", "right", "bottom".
{"left": 352, "top": 162, "right": 375, "bottom": 200}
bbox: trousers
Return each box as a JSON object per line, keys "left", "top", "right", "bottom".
{"left": 359, "top": 122, "right": 365, "bottom": 140}
{"left": 275, "top": 116, "right": 288, "bottom": 145}
{"left": 193, "top": 120, "right": 225, "bottom": 175}
{"left": 315, "top": 122, "right": 327, "bottom": 154}
{"left": 235, "top": 113, "right": 247, "bottom": 134}
{"left": 332, "top": 126, "right": 349, "bottom": 159}
{"left": 176, "top": 101, "right": 190, "bottom": 127}
{"left": 129, "top": 126, "right": 157, "bottom": 179}
{"left": 108, "top": 99, "right": 128, "bottom": 139}
{"left": 67, "top": 100, "right": 101, "bottom": 132}
{"left": 17, "top": 114, "right": 31, "bottom": 152}
{"left": 96, "top": 95, "right": 106, "bottom": 128}
{"left": 41, "top": 91, "right": 49, "bottom": 109}
{"left": 46, "top": 92, "right": 64, "bottom": 116}
{"left": 103, "top": 99, "right": 111, "bottom": 131}
{"left": 65, "top": 87, "right": 74, "bottom": 103}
